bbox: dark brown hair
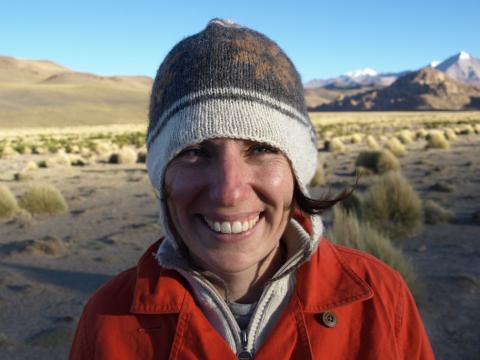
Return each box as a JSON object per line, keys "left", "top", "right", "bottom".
{"left": 292, "top": 181, "right": 356, "bottom": 215}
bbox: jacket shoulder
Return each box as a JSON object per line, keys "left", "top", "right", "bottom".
{"left": 327, "top": 240, "right": 406, "bottom": 286}
{"left": 84, "top": 266, "right": 138, "bottom": 315}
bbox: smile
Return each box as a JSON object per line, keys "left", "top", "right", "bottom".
{"left": 203, "top": 215, "right": 260, "bottom": 234}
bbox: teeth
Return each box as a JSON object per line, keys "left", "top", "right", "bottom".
{"left": 221, "top": 222, "right": 231, "bottom": 234}
{"left": 204, "top": 215, "right": 260, "bottom": 234}
{"left": 231, "top": 221, "right": 242, "bottom": 234}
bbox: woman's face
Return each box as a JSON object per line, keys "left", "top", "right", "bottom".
{"left": 164, "top": 138, "right": 294, "bottom": 276}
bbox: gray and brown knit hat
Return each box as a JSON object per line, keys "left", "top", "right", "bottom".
{"left": 146, "top": 18, "right": 321, "bottom": 248}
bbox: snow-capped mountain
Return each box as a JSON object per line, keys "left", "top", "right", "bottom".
{"left": 305, "top": 51, "right": 480, "bottom": 90}
{"left": 432, "top": 51, "right": 480, "bottom": 87}
{"left": 304, "top": 68, "right": 399, "bottom": 89}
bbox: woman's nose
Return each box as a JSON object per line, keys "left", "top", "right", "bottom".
{"left": 208, "top": 148, "right": 250, "bottom": 206}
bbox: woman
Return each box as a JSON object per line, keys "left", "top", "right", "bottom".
{"left": 70, "top": 19, "right": 434, "bottom": 359}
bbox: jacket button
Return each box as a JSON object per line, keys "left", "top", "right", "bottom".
{"left": 322, "top": 311, "right": 337, "bottom": 328}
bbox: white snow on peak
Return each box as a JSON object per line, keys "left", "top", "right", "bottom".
{"left": 458, "top": 51, "right": 471, "bottom": 60}
{"left": 344, "top": 68, "right": 378, "bottom": 78}
{"left": 430, "top": 60, "right": 440, "bottom": 68}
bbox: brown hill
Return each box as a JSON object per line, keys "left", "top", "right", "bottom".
{"left": 305, "top": 85, "right": 382, "bottom": 109}
{"left": 314, "top": 67, "right": 480, "bottom": 111}
{"left": 0, "top": 55, "right": 152, "bottom": 128}
{"left": 0, "top": 56, "right": 72, "bottom": 83}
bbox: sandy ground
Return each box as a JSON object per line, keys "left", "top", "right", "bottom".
{"left": 0, "top": 134, "right": 479, "bottom": 359}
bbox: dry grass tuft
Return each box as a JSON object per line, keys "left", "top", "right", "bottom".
{"left": 386, "top": 137, "right": 407, "bottom": 157}
{"left": 0, "top": 146, "right": 19, "bottom": 158}
{"left": 355, "top": 150, "right": 400, "bottom": 174}
{"left": 416, "top": 128, "right": 429, "bottom": 139}
{"left": 0, "top": 185, "right": 19, "bottom": 221}
{"left": 458, "top": 125, "right": 475, "bottom": 135}
{"left": 426, "top": 131, "right": 449, "bottom": 149}
{"left": 366, "top": 135, "right": 380, "bottom": 150}
{"left": 328, "top": 207, "right": 417, "bottom": 292}
{"left": 309, "top": 156, "right": 326, "bottom": 187}
{"left": 18, "top": 184, "right": 68, "bottom": 215}
{"left": 13, "top": 208, "right": 33, "bottom": 227}
{"left": 68, "top": 154, "right": 89, "bottom": 166}
{"left": 362, "top": 172, "right": 423, "bottom": 240}
{"left": 14, "top": 161, "right": 38, "bottom": 181}
{"left": 444, "top": 128, "right": 457, "bottom": 140}
{"left": 324, "top": 138, "right": 345, "bottom": 152}
{"left": 109, "top": 146, "right": 138, "bottom": 164}
{"left": 350, "top": 133, "right": 363, "bottom": 144}
{"left": 338, "top": 191, "right": 363, "bottom": 218}
{"left": 137, "top": 149, "right": 147, "bottom": 163}
{"left": 398, "top": 130, "right": 414, "bottom": 144}
{"left": 423, "top": 199, "right": 454, "bottom": 224}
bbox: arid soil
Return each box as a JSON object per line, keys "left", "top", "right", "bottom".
{"left": 0, "top": 134, "right": 479, "bottom": 359}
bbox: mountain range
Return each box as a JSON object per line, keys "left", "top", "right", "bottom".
{"left": 306, "top": 51, "right": 480, "bottom": 110}
{"left": 305, "top": 51, "right": 480, "bottom": 90}
{"left": 1, "top": 51, "right": 480, "bottom": 127}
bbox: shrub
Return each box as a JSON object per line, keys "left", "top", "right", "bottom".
{"left": 423, "top": 199, "right": 454, "bottom": 224}
{"left": 14, "top": 161, "right": 38, "bottom": 181}
{"left": 40, "top": 153, "right": 71, "bottom": 168}
{"left": 309, "top": 159, "right": 326, "bottom": 187}
{"left": 94, "top": 141, "right": 112, "bottom": 155}
{"left": 32, "top": 146, "right": 47, "bottom": 155}
{"left": 18, "top": 184, "right": 68, "bottom": 215}
{"left": 366, "top": 135, "right": 380, "bottom": 150}
{"left": 324, "top": 138, "right": 345, "bottom": 152}
{"left": 338, "top": 191, "right": 363, "bottom": 218}
{"left": 416, "top": 128, "right": 428, "bottom": 139}
{"left": 362, "top": 172, "right": 422, "bottom": 240}
{"left": 137, "top": 149, "right": 147, "bottom": 163}
{"left": 426, "top": 131, "right": 449, "bottom": 149}
{"left": 386, "top": 137, "right": 407, "bottom": 157}
{"left": 398, "top": 130, "right": 414, "bottom": 144}
{"left": 68, "top": 154, "right": 89, "bottom": 166}
{"left": 14, "top": 208, "right": 33, "bottom": 227}
{"left": 0, "top": 185, "right": 18, "bottom": 220}
{"left": 0, "top": 145, "right": 18, "bottom": 157}
{"left": 350, "top": 133, "right": 363, "bottom": 144}
{"left": 328, "top": 207, "right": 417, "bottom": 291}
{"left": 458, "top": 125, "right": 474, "bottom": 135}
{"left": 112, "top": 131, "right": 145, "bottom": 148}
{"left": 355, "top": 150, "right": 400, "bottom": 174}
{"left": 109, "top": 147, "right": 138, "bottom": 164}
{"left": 444, "top": 128, "right": 457, "bottom": 140}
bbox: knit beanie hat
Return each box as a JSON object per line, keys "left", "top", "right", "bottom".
{"left": 146, "top": 18, "right": 321, "bottom": 249}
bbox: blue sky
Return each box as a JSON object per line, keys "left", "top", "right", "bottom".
{"left": 1, "top": 0, "right": 478, "bottom": 81}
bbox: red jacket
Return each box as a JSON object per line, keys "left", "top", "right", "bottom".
{"left": 69, "top": 237, "right": 434, "bottom": 359}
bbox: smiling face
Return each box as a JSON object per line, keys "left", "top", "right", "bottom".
{"left": 164, "top": 138, "right": 294, "bottom": 277}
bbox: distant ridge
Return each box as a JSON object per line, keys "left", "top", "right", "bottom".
{"left": 0, "top": 55, "right": 152, "bottom": 128}
{"left": 313, "top": 67, "right": 480, "bottom": 111}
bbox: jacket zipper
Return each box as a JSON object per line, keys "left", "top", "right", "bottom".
{"left": 237, "top": 330, "right": 253, "bottom": 360}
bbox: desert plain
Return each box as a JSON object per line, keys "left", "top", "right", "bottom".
{"left": 0, "top": 112, "right": 479, "bottom": 359}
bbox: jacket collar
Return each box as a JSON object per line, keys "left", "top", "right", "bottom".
{"left": 130, "top": 212, "right": 373, "bottom": 314}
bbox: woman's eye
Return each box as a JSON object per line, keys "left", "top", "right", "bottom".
{"left": 250, "top": 144, "right": 278, "bottom": 155}
{"left": 178, "top": 147, "right": 208, "bottom": 159}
